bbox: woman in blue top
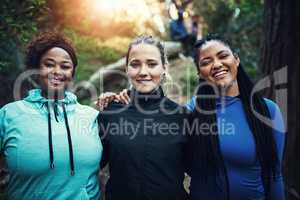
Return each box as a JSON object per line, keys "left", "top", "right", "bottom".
{"left": 99, "top": 33, "right": 285, "bottom": 200}
{"left": 0, "top": 32, "right": 102, "bottom": 199}
{"left": 185, "top": 33, "right": 285, "bottom": 200}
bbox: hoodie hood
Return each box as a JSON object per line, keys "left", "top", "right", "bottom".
{"left": 24, "top": 89, "right": 77, "bottom": 104}
{"left": 24, "top": 89, "right": 77, "bottom": 117}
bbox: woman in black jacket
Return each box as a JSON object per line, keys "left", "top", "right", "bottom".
{"left": 98, "top": 35, "right": 189, "bottom": 200}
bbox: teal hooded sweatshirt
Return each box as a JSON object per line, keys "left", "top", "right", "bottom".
{"left": 0, "top": 89, "right": 102, "bottom": 200}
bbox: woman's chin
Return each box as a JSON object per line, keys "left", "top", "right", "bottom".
{"left": 41, "top": 86, "right": 66, "bottom": 98}
{"left": 215, "top": 78, "right": 234, "bottom": 88}
{"left": 135, "top": 85, "right": 157, "bottom": 93}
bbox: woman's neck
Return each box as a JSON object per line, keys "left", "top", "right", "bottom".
{"left": 134, "top": 86, "right": 161, "bottom": 95}
{"left": 220, "top": 81, "right": 240, "bottom": 97}
{"left": 41, "top": 90, "right": 65, "bottom": 100}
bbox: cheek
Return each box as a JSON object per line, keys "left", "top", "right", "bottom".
{"left": 151, "top": 66, "right": 165, "bottom": 77}
{"left": 39, "top": 67, "right": 50, "bottom": 76}
{"left": 199, "top": 68, "right": 210, "bottom": 79}
{"left": 230, "top": 65, "right": 238, "bottom": 78}
{"left": 66, "top": 70, "right": 74, "bottom": 80}
{"left": 38, "top": 69, "right": 49, "bottom": 85}
{"left": 151, "top": 71, "right": 163, "bottom": 80}
{"left": 126, "top": 68, "right": 139, "bottom": 80}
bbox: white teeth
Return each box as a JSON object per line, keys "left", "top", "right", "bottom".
{"left": 137, "top": 80, "right": 151, "bottom": 82}
{"left": 139, "top": 80, "right": 151, "bottom": 84}
{"left": 213, "top": 70, "right": 228, "bottom": 78}
{"left": 50, "top": 76, "right": 63, "bottom": 81}
{"left": 50, "top": 78, "right": 63, "bottom": 84}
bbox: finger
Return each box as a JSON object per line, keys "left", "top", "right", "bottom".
{"left": 109, "top": 95, "right": 116, "bottom": 102}
{"left": 98, "top": 92, "right": 116, "bottom": 101}
{"left": 114, "top": 95, "right": 122, "bottom": 103}
{"left": 104, "top": 102, "right": 108, "bottom": 108}
{"left": 120, "top": 94, "right": 129, "bottom": 105}
{"left": 113, "top": 98, "right": 120, "bottom": 103}
{"left": 120, "top": 89, "right": 130, "bottom": 104}
{"left": 124, "top": 93, "right": 130, "bottom": 103}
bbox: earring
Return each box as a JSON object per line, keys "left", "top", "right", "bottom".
{"left": 160, "top": 73, "right": 166, "bottom": 84}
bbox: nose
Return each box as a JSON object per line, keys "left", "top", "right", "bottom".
{"left": 212, "top": 59, "right": 222, "bottom": 70}
{"left": 52, "top": 65, "right": 63, "bottom": 75}
{"left": 139, "top": 63, "right": 149, "bottom": 76}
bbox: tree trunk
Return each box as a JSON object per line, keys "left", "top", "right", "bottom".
{"left": 262, "top": 0, "right": 300, "bottom": 199}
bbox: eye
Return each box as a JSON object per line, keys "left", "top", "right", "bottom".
{"left": 44, "top": 62, "right": 55, "bottom": 68}
{"left": 129, "top": 61, "right": 140, "bottom": 68}
{"left": 200, "top": 59, "right": 211, "bottom": 67}
{"left": 147, "top": 62, "right": 158, "bottom": 68}
{"left": 219, "top": 53, "right": 229, "bottom": 59}
{"left": 61, "top": 64, "right": 72, "bottom": 70}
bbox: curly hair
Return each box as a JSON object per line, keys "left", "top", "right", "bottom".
{"left": 25, "top": 32, "right": 78, "bottom": 75}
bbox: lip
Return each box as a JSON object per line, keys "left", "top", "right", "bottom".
{"left": 212, "top": 69, "right": 229, "bottom": 79}
{"left": 136, "top": 79, "right": 152, "bottom": 84}
{"left": 48, "top": 76, "right": 65, "bottom": 85}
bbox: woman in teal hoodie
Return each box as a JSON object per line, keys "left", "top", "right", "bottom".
{"left": 0, "top": 32, "right": 102, "bottom": 199}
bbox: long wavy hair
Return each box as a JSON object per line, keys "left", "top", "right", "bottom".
{"left": 188, "top": 34, "right": 279, "bottom": 199}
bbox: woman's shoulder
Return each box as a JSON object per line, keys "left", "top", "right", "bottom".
{"left": 162, "top": 97, "right": 188, "bottom": 114}
{"left": 0, "top": 100, "right": 33, "bottom": 117}
{"left": 263, "top": 98, "right": 282, "bottom": 119}
{"left": 185, "top": 96, "right": 196, "bottom": 112}
{"left": 74, "top": 103, "right": 99, "bottom": 117}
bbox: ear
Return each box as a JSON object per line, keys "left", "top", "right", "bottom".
{"left": 197, "top": 70, "right": 203, "bottom": 78}
{"left": 162, "top": 63, "right": 168, "bottom": 74}
{"left": 233, "top": 53, "right": 240, "bottom": 66}
{"left": 163, "top": 63, "right": 168, "bottom": 69}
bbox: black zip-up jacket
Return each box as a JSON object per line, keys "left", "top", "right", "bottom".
{"left": 98, "top": 88, "right": 189, "bottom": 200}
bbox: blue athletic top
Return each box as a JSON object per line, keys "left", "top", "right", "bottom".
{"left": 185, "top": 96, "right": 285, "bottom": 200}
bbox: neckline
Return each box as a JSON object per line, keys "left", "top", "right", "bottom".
{"left": 129, "top": 87, "right": 165, "bottom": 104}
{"left": 216, "top": 95, "right": 240, "bottom": 107}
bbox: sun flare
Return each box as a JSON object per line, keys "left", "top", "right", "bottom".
{"left": 88, "top": 0, "right": 151, "bottom": 22}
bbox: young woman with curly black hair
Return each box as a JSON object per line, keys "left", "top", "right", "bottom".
{"left": 0, "top": 32, "right": 102, "bottom": 199}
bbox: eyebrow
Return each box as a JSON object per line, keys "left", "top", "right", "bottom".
{"left": 216, "top": 50, "right": 229, "bottom": 56}
{"left": 43, "top": 58, "right": 55, "bottom": 62}
{"left": 200, "top": 50, "right": 230, "bottom": 61}
{"left": 129, "top": 58, "right": 158, "bottom": 62}
{"left": 61, "top": 61, "right": 72, "bottom": 64}
{"left": 43, "top": 58, "right": 72, "bottom": 63}
{"left": 146, "top": 59, "right": 158, "bottom": 62}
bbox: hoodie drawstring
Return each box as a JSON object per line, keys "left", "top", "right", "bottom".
{"left": 53, "top": 100, "right": 59, "bottom": 122}
{"left": 46, "top": 102, "right": 54, "bottom": 169}
{"left": 46, "top": 102, "right": 75, "bottom": 176}
{"left": 62, "top": 103, "right": 75, "bottom": 176}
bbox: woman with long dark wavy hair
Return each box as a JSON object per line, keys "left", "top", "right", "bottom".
{"left": 185, "top": 33, "right": 285, "bottom": 200}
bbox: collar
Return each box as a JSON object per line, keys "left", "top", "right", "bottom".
{"left": 24, "top": 89, "right": 77, "bottom": 105}
{"left": 216, "top": 95, "right": 240, "bottom": 108}
{"left": 129, "top": 87, "right": 165, "bottom": 105}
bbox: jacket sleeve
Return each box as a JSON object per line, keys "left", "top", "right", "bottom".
{"left": 97, "top": 113, "right": 109, "bottom": 169}
{"left": 265, "top": 99, "right": 286, "bottom": 200}
{"left": 0, "top": 107, "right": 6, "bottom": 152}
